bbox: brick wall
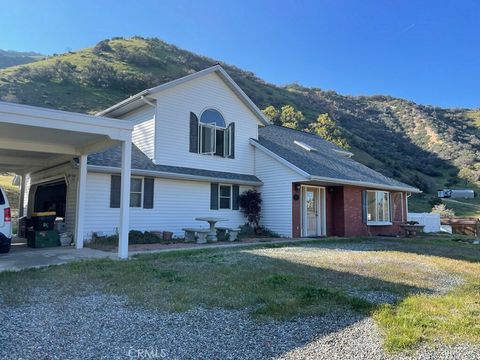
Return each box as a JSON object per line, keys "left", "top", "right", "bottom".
{"left": 291, "top": 184, "right": 407, "bottom": 238}
{"left": 327, "top": 186, "right": 407, "bottom": 237}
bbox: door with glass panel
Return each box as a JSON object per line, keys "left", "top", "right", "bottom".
{"left": 303, "top": 186, "right": 320, "bottom": 236}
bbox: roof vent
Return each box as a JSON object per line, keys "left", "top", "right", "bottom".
{"left": 294, "top": 140, "right": 317, "bottom": 152}
{"left": 333, "top": 149, "right": 354, "bottom": 158}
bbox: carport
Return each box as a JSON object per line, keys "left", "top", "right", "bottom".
{"left": 0, "top": 101, "right": 133, "bottom": 259}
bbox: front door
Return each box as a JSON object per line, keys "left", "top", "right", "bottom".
{"left": 305, "top": 187, "right": 318, "bottom": 236}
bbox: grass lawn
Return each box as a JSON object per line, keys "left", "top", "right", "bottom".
{"left": 0, "top": 236, "right": 479, "bottom": 352}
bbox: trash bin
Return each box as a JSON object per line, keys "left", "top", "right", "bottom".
{"left": 31, "top": 211, "right": 56, "bottom": 231}
{"left": 27, "top": 230, "right": 60, "bottom": 248}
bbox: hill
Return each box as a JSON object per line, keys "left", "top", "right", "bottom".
{"left": 0, "top": 50, "right": 43, "bottom": 69}
{"left": 0, "top": 37, "right": 478, "bottom": 211}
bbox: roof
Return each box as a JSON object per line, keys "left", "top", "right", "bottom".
{"left": 87, "top": 144, "right": 262, "bottom": 186}
{"left": 0, "top": 100, "right": 132, "bottom": 173}
{"left": 97, "top": 65, "right": 270, "bottom": 126}
{"left": 254, "top": 125, "right": 421, "bottom": 193}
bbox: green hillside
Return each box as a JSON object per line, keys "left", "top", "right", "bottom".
{"left": 0, "top": 37, "right": 478, "bottom": 210}
{"left": 0, "top": 50, "right": 43, "bottom": 69}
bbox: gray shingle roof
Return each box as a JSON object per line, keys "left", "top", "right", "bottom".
{"left": 87, "top": 144, "right": 262, "bottom": 185}
{"left": 257, "top": 125, "right": 419, "bottom": 192}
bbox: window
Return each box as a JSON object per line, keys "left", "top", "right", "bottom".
{"left": 366, "top": 191, "right": 391, "bottom": 224}
{"left": 110, "top": 176, "right": 154, "bottom": 209}
{"left": 199, "top": 109, "right": 232, "bottom": 157}
{"left": 219, "top": 184, "right": 232, "bottom": 209}
{"left": 130, "top": 178, "right": 143, "bottom": 208}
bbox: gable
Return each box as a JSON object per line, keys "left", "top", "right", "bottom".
{"left": 152, "top": 71, "right": 264, "bottom": 127}
{"left": 98, "top": 66, "right": 270, "bottom": 126}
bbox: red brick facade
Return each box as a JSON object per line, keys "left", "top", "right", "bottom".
{"left": 292, "top": 184, "right": 407, "bottom": 237}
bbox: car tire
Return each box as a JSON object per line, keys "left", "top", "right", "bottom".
{"left": 0, "top": 239, "right": 11, "bottom": 253}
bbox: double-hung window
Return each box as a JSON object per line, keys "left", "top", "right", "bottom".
{"left": 366, "top": 191, "right": 391, "bottom": 224}
{"left": 199, "top": 109, "right": 232, "bottom": 157}
{"left": 130, "top": 178, "right": 143, "bottom": 208}
{"left": 219, "top": 184, "right": 232, "bottom": 209}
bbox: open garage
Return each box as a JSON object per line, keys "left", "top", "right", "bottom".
{"left": 0, "top": 100, "right": 133, "bottom": 260}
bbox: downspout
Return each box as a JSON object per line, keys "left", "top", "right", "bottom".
{"left": 405, "top": 192, "right": 412, "bottom": 222}
{"left": 140, "top": 96, "right": 156, "bottom": 108}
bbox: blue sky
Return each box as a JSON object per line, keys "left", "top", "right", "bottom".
{"left": 0, "top": 0, "right": 478, "bottom": 108}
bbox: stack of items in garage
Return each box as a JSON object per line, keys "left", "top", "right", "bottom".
{"left": 55, "top": 219, "right": 72, "bottom": 246}
{"left": 26, "top": 211, "right": 60, "bottom": 248}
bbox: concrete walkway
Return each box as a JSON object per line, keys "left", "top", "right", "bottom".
{"left": 0, "top": 243, "right": 114, "bottom": 272}
{"left": 0, "top": 238, "right": 311, "bottom": 272}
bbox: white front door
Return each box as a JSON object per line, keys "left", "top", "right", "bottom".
{"left": 302, "top": 186, "right": 325, "bottom": 237}
{"left": 306, "top": 188, "right": 318, "bottom": 236}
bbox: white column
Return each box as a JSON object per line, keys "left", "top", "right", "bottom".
{"left": 18, "top": 174, "right": 26, "bottom": 218}
{"left": 118, "top": 138, "right": 132, "bottom": 259}
{"left": 75, "top": 155, "right": 88, "bottom": 249}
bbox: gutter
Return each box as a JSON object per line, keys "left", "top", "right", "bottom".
{"left": 96, "top": 90, "right": 150, "bottom": 117}
{"left": 88, "top": 165, "right": 263, "bottom": 187}
{"left": 308, "top": 176, "right": 422, "bottom": 193}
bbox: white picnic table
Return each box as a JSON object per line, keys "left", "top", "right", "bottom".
{"left": 195, "top": 217, "right": 227, "bottom": 242}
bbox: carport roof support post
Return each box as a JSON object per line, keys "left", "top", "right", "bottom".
{"left": 118, "top": 138, "right": 132, "bottom": 259}
{"left": 75, "top": 155, "right": 87, "bottom": 249}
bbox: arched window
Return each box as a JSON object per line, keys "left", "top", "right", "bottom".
{"left": 200, "top": 109, "right": 226, "bottom": 128}
{"left": 198, "top": 108, "right": 233, "bottom": 157}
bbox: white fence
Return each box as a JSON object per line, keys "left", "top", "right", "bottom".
{"left": 407, "top": 213, "right": 441, "bottom": 233}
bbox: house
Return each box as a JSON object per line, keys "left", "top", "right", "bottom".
{"left": 14, "top": 65, "right": 420, "bottom": 255}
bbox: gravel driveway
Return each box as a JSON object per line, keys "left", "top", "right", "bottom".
{"left": 0, "top": 293, "right": 477, "bottom": 360}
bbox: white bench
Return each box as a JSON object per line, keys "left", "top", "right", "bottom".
{"left": 182, "top": 228, "right": 210, "bottom": 244}
{"left": 216, "top": 227, "right": 241, "bottom": 242}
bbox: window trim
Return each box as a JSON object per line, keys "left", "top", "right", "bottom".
{"left": 366, "top": 190, "right": 391, "bottom": 225}
{"left": 130, "top": 177, "right": 144, "bottom": 208}
{"left": 218, "top": 184, "right": 232, "bottom": 210}
{"left": 199, "top": 122, "right": 216, "bottom": 155}
{"left": 198, "top": 108, "right": 232, "bottom": 158}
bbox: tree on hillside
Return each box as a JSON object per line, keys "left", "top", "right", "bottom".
{"left": 92, "top": 40, "right": 113, "bottom": 55}
{"left": 80, "top": 60, "right": 118, "bottom": 88}
{"left": 458, "top": 166, "right": 480, "bottom": 187}
{"left": 308, "top": 113, "right": 350, "bottom": 149}
{"left": 262, "top": 105, "right": 280, "bottom": 125}
{"left": 280, "top": 105, "right": 304, "bottom": 129}
{"left": 51, "top": 60, "right": 77, "bottom": 84}
{"left": 262, "top": 105, "right": 304, "bottom": 129}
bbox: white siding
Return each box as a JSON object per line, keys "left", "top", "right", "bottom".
{"left": 153, "top": 72, "right": 260, "bottom": 174}
{"left": 123, "top": 106, "right": 156, "bottom": 160}
{"left": 83, "top": 172, "right": 251, "bottom": 240}
{"left": 254, "top": 148, "right": 306, "bottom": 237}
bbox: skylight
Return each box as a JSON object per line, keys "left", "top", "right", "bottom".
{"left": 333, "top": 149, "right": 354, "bottom": 158}
{"left": 294, "top": 140, "right": 317, "bottom": 152}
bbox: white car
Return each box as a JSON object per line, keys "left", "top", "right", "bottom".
{"left": 0, "top": 186, "right": 12, "bottom": 253}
